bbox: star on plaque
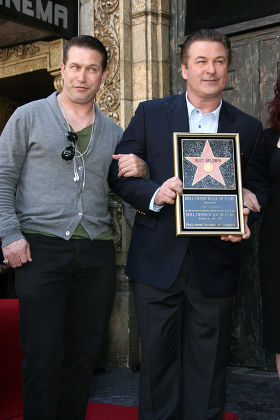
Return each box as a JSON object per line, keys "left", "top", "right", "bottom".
{"left": 186, "top": 140, "right": 230, "bottom": 186}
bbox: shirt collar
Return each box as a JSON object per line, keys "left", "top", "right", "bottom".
{"left": 185, "top": 91, "right": 222, "bottom": 119}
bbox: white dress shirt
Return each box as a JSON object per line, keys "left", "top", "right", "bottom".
{"left": 186, "top": 93, "right": 222, "bottom": 134}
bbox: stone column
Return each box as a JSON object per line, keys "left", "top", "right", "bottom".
{"left": 120, "top": 0, "right": 170, "bottom": 125}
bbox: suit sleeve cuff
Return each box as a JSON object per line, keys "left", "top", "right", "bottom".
{"left": 149, "top": 188, "right": 163, "bottom": 212}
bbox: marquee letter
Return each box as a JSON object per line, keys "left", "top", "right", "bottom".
{"left": 36, "top": 0, "right": 52, "bottom": 23}
{"left": 54, "top": 4, "right": 67, "bottom": 29}
{"left": 22, "top": 0, "right": 34, "bottom": 16}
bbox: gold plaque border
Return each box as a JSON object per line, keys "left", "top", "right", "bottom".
{"left": 173, "top": 132, "right": 244, "bottom": 236}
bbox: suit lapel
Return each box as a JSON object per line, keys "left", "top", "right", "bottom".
{"left": 167, "top": 96, "right": 238, "bottom": 134}
{"left": 218, "top": 100, "right": 238, "bottom": 133}
{"left": 167, "top": 93, "right": 189, "bottom": 133}
{"left": 158, "top": 93, "right": 189, "bottom": 178}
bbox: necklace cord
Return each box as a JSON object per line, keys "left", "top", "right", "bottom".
{"left": 58, "top": 95, "right": 95, "bottom": 190}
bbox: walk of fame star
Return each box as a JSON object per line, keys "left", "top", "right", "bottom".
{"left": 185, "top": 140, "right": 230, "bottom": 186}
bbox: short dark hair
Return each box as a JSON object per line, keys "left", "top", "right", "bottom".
{"left": 181, "top": 28, "right": 232, "bottom": 66}
{"left": 63, "top": 35, "right": 107, "bottom": 71}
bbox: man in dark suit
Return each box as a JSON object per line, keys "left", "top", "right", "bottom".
{"left": 109, "top": 29, "right": 263, "bottom": 419}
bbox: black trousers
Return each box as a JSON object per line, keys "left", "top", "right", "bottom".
{"left": 134, "top": 250, "right": 233, "bottom": 420}
{"left": 15, "top": 234, "right": 116, "bottom": 420}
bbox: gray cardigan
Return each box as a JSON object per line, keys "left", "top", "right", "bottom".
{"left": 0, "top": 92, "right": 123, "bottom": 247}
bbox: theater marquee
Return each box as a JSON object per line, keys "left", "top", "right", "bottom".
{"left": 0, "top": 0, "right": 78, "bottom": 41}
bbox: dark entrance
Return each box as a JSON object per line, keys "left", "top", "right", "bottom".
{"left": 0, "top": 69, "right": 54, "bottom": 132}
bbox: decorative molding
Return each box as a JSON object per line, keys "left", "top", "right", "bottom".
{"left": 94, "top": 0, "right": 120, "bottom": 123}
{"left": 0, "top": 39, "right": 64, "bottom": 79}
{"left": 0, "top": 48, "right": 11, "bottom": 62}
{"left": 51, "top": 72, "right": 63, "bottom": 92}
{"left": 0, "top": 44, "right": 40, "bottom": 62}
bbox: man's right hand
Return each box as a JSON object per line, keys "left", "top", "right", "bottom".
{"left": 155, "top": 177, "right": 183, "bottom": 206}
{"left": 2, "top": 238, "right": 32, "bottom": 268}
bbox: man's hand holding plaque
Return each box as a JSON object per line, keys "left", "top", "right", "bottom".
{"left": 155, "top": 177, "right": 183, "bottom": 206}
{"left": 221, "top": 207, "right": 251, "bottom": 242}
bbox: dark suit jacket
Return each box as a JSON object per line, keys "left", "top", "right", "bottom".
{"left": 244, "top": 127, "right": 274, "bottom": 210}
{"left": 109, "top": 93, "right": 264, "bottom": 297}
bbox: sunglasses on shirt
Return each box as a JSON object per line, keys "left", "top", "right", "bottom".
{"left": 61, "top": 131, "right": 78, "bottom": 161}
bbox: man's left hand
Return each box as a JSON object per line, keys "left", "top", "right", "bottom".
{"left": 220, "top": 208, "right": 250, "bottom": 242}
{"left": 112, "top": 154, "right": 146, "bottom": 178}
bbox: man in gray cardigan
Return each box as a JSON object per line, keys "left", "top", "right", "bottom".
{"left": 0, "top": 36, "right": 142, "bottom": 420}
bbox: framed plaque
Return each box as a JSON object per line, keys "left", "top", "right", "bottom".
{"left": 173, "top": 133, "right": 244, "bottom": 236}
